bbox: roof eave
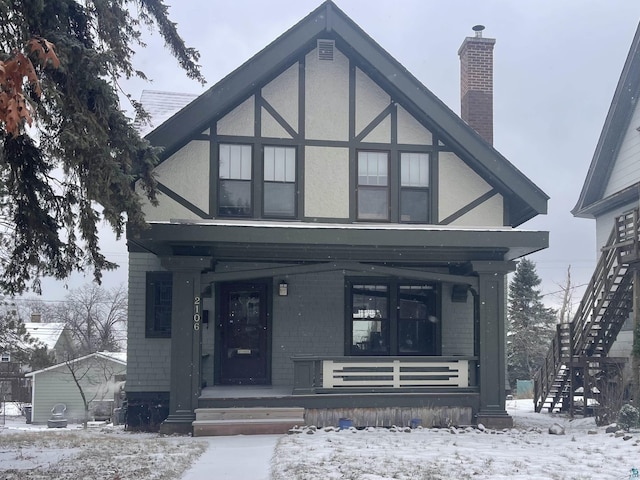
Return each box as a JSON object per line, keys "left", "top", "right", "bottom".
{"left": 573, "top": 21, "right": 640, "bottom": 216}
{"left": 145, "top": 0, "right": 548, "bottom": 224}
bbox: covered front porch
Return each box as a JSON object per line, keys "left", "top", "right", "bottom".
{"left": 128, "top": 220, "right": 548, "bottom": 434}
{"left": 193, "top": 355, "right": 479, "bottom": 434}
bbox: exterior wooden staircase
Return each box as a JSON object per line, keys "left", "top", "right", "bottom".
{"left": 534, "top": 209, "right": 640, "bottom": 415}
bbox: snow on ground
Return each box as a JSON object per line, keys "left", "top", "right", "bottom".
{"left": 1, "top": 400, "right": 639, "bottom": 480}
{"left": 0, "top": 405, "right": 206, "bottom": 480}
{"left": 272, "top": 399, "right": 640, "bottom": 480}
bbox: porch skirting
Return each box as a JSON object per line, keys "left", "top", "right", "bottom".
{"left": 197, "top": 387, "right": 479, "bottom": 428}
{"left": 305, "top": 405, "right": 473, "bottom": 428}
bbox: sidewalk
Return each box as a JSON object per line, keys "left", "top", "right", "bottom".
{"left": 181, "top": 434, "right": 281, "bottom": 480}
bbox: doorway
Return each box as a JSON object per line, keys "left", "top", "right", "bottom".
{"left": 217, "top": 282, "right": 270, "bottom": 384}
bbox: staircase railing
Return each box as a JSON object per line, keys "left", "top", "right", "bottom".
{"left": 533, "top": 209, "right": 639, "bottom": 413}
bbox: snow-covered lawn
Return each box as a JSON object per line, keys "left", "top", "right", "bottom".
{"left": 1, "top": 400, "right": 639, "bottom": 479}
{"left": 272, "top": 400, "right": 640, "bottom": 480}
{"left": 0, "top": 408, "right": 206, "bottom": 480}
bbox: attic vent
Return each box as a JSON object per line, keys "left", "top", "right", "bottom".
{"left": 317, "top": 39, "right": 335, "bottom": 61}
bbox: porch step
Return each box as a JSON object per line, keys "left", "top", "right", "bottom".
{"left": 192, "top": 407, "right": 305, "bottom": 436}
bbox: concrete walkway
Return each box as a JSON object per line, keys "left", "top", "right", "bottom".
{"left": 181, "top": 434, "right": 281, "bottom": 480}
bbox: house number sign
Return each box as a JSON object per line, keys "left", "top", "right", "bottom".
{"left": 194, "top": 296, "right": 201, "bottom": 331}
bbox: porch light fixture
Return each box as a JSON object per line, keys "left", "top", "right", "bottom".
{"left": 279, "top": 280, "right": 288, "bottom": 296}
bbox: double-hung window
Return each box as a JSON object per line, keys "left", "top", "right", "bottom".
{"left": 348, "top": 279, "right": 439, "bottom": 356}
{"left": 400, "top": 152, "right": 430, "bottom": 223}
{"left": 263, "top": 146, "right": 296, "bottom": 218}
{"left": 218, "top": 144, "right": 297, "bottom": 219}
{"left": 219, "top": 144, "right": 252, "bottom": 217}
{"left": 357, "top": 151, "right": 389, "bottom": 220}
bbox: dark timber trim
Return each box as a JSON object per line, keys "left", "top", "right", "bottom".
{"left": 439, "top": 189, "right": 500, "bottom": 226}
{"left": 157, "top": 183, "right": 210, "bottom": 219}
{"left": 354, "top": 104, "right": 394, "bottom": 142}
{"left": 261, "top": 97, "right": 298, "bottom": 139}
{"left": 143, "top": 1, "right": 547, "bottom": 226}
{"left": 201, "top": 261, "right": 478, "bottom": 287}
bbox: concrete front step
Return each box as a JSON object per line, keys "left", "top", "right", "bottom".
{"left": 192, "top": 407, "right": 305, "bottom": 436}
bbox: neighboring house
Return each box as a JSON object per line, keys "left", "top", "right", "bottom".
{"left": 0, "top": 320, "right": 72, "bottom": 402}
{"left": 24, "top": 321, "right": 74, "bottom": 363}
{"left": 126, "top": 1, "right": 549, "bottom": 433}
{"left": 571, "top": 23, "right": 640, "bottom": 394}
{"left": 25, "top": 351, "right": 126, "bottom": 424}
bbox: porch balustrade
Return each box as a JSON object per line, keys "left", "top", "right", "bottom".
{"left": 292, "top": 356, "right": 477, "bottom": 394}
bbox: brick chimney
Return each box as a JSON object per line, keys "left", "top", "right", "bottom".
{"left": 458, "top": 25, "right": 496, "bottom": 145}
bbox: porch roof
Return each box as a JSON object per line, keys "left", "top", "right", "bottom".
{"left": 128, "top": 219, "right": 548, "bottom": 263}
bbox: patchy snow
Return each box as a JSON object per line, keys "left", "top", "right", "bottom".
{"left": 1, "top": 400, "right": 639, "bottom": 480}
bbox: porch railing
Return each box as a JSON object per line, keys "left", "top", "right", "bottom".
{"left": 292, "top": 356, "right": 477, "bottom": 394}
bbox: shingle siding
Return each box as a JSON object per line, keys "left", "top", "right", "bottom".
{"left": 126, "top": 252, "right": 170, "bottom": 393}
{"left": 441, "top": 284, "right": 474, "bottom": 355}
{"left": 271, "top": 271, "right": 345, "bottom": 385}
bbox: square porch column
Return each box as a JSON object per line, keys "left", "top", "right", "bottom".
{"left": 159, "top": 256, "right": 211, "bottom": 435}
{"left": 472, "top": 260, "right": 516, "bottom": 429}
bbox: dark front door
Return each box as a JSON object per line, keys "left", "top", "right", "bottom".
{"left": 218, "top": 282, "right": 270, "bottom": 384}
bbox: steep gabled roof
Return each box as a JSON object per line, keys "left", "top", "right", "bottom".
{"left": 146, "top": 0, "right": 548, "bottom": 226}
{"left": 573, "top": 22, "right": 640, "bottom": 218}
{"left": 23, "top": 322, "right": 67, "bottom": 351}
{"left": 135, "top": 90, "right": 198, "bottom": 136}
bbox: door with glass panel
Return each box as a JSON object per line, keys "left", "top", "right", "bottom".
{"left": 218, "top": 283, "right": 269, "bottom": 384}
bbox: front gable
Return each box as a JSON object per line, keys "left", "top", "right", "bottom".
{"left": 573, "top": 22, "right": 640, "bottom": 218}
{"left": 140, "top": 1, "right": 546, "bottom": 228}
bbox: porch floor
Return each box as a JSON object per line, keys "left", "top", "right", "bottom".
{"left": 200, "top": 385, "right": 294, "bottom": 399}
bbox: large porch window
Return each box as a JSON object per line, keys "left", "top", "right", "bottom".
{"left": 348, "top": 279, "right": 439, "bottom": 356}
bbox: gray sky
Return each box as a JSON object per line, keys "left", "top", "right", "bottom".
{"left": 36, "top": 0, "right": 640, "bottom": 312}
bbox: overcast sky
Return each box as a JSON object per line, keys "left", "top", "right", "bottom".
{"left": 35, "top": 0, "right": 640, "bottom": 312}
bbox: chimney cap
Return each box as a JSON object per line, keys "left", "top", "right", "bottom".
{"left": 472, "top": 25, "right": 485, "bottom": 37}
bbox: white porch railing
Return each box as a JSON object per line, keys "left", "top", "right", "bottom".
{"left": 323, "top": 358, "right": 469, "bottom": 388}
{"left": 292, "top": 356, "right": 476, "bottom": 394}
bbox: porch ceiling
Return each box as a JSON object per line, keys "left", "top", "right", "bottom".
{"left": 128, "top": 220, "right": 548, "bottom": 263}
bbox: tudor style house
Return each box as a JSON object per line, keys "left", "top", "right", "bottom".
{"left": 125, "top": 1, "right": 549, "bottom": 434}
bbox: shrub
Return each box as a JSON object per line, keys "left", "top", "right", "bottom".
{"left": 617, "top": 403, "right": 639, "bottom": 431}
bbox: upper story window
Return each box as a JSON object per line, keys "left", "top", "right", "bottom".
{"left": 218, "top": 143, "right": 297, "bottom": 219}
{"left": 357, "top": 151, "right": 389, "bottom": 220}
{"left": 219, "top": 144, "right": 252, "bottom": 217}
{"left": 356, "top": 150, "right": 430, "bottom": 223}
{"left": 400, "top": 152, "right": 430, "bottom": 223}
{"left": 0, "top": 352, "right": 10, "bottom": 362}
{"left": 263, "top": 146, "right": 296, "bottom": 218}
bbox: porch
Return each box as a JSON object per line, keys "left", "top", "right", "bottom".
{"left": 195, "top": 356, "right": 479, "bottom": 434}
